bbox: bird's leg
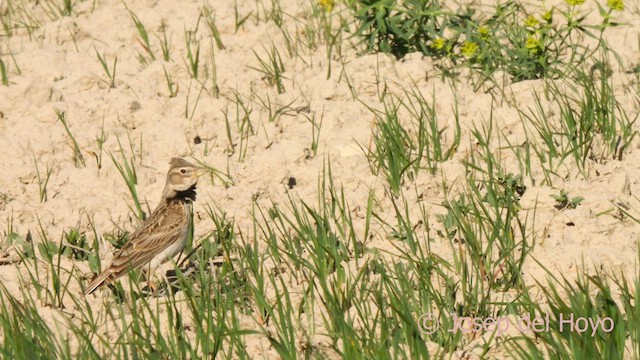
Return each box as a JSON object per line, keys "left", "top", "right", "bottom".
{"left": 142, "top": 267, "right": 159, "bottom": 294}
{"left": 147, "top": 278, "right": 158, "bottom": 293}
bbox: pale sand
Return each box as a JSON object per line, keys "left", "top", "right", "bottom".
{"left": 0, "top": 0, "right": 639, "bottom": 357}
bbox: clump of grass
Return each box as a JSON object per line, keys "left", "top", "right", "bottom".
{"left": 203, "top": 6, "right": 225, "bottom": 50}
{"left": 0, "top": 283, "right": 68, "bottom": 357}
{"left": 507, "top": 257, "right": 637, "bottom": 359}
{"left": 34, "top": 220, "right": 76, "bottom": 309}
{"left": 233, "top": 0, "right": 252, "bottom": 32}
{"left": 0, "top": 58, "right": 8, "bottom": 86}
{"left": 41, "top": 0, "right": 74, "bottom": 19}
{"left": 304, "top": 107, "right": 324, "bottom": 158}
{"left": 33, "top": 156, "right": 53, "bottom": 203}
{"left": 184, "top": 27, "right": 201, "bottom": 79}
{"left": 0, "top": 3, "right": 40, "bottom": 39}
{"left": 109, "top": 134, "right": 145, "bottom": 220}
{"left": 57, "top": 228, "right": 92, "bottom": 261}
{"left": 249, "top": 163, "right": 367, "bottom": 355}
{"left": 158, "top": 20, "right": 172, "bottom": 61}
{"left": 163, "top": 66, "right": 178, "bottom": 98}
{"left": 184, "top": 80, "right": 205, "bottom": 120}
{"left": 362, "top": 86, "right": 460, "bottom": 194}
{"left": 222, "top": 91, "right": 254, "bottom": 162}
{"left": 127, "top": 8, "right": 156, "bottom": 66}
{"left": 520, "top": 59, "right": 638, "bottom": 183}
{"left": 295, "top": 0, "right": 345, "bottom": 78}
{"left": 250, "top": 89, "right": 298, "bottom": 123}
{"left": 364, "top": 99, "right": 413, "bottom": 194}
{"left": 93, "top": 118, "right": 108, "bottom": 169}
{"left": 250, "top": 43, "right": 286, "bottom": 93}
{"left": 94, "top": 47, "right": 117, "bottom": 88}
{"left": 439, "top": 114, "right": 532, "bottom": 292}
{"left": 55, "top": 108, "right": 85, "bottom": 167}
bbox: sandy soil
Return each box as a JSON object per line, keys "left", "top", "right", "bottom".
{"left": 1, "top": 0, "right": 639, "bottom": 358}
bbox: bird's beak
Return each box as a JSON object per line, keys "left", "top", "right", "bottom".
{"left": 194, "top": 167, "right": 209, "bottom": 178}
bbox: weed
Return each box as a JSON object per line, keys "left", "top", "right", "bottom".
{"left": 184, "top": 26, "right": 201, "bottom": 79}
{"left": 233, "top": 0, "right": 252, "bottom": 32}
{"left": 552, "top": 190, "right": 584, "bottom": 210}
{"left": 0, "top": 283, "right": 68, "bottom": 357}
{"left": 184, "top": 80, "right": 205, "bottom": 120}
{"left": 304, "top": 107, "right": 324, "bottom": 158}
{"left": 250, "top": 43, "right": 286, "bottom": 93}
{"left": 163, "top": 66, "right": 178, "bottom": 98}
{"left": 207, "top": 39, "right": 219, "bottom": 98}
{"left": 203, "top": 6, "right": 225, "bottom": 50}
{"left": 93, "top": 118, "right": 108, "bottom": 169}
{"left": 361, "top": 86, "right": 460, "bottom": 194}
{"left": 41, "top": 0, "right": 74, "bottom": 19}
{"left": 94, "top": 47, "right": 117, "bottom": 88}
{"left": 0, "top": 58, "right": 7, "bottom": 85}
{"left": 55, "top": 108, "right": 85, "bottom": 167}
{"left": 109, "top": 134, "right": 145, "bottom": 220}
{"left": 507, "top": 260, "right": 635, "bottom": 359}
{"left": 158, "top": 20, "right": 172, "bottom": 61}
{"left": 33, "top": 156, "right": 53, "bottom": 203}
{"left": 222, "top": 91, "right": 254, "bottom": 161}
{"left": 350, "top": 0, "right": 621, "bottom": 81}
{"left": 520, "top": 58, "right": 637, "bottom": 183}
{"left": 127, "top": 8, "right": 156, "bottom": 66}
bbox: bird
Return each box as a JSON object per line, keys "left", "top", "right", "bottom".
{"left": 84, "top": 157, "right": 208, "bottom": 295}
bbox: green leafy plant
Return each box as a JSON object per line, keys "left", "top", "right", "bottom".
{"left": 350, "top": 0, "right": 623, "bottom": 82}
{"left": 350, "top": 0, "right": 448, "bottom": 59}
{"left": 552, "top": 190, "right": 584, "bottom": 210}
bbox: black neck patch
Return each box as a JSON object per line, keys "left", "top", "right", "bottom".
{"left": 172, "top": 184, "right": 197, "bottom": 202}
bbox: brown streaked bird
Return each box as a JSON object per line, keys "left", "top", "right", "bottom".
{"left": 84, "top": 158, "right": 208, "bottom": 295}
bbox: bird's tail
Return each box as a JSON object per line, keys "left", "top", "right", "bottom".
{"left": 83, "top": 271, "right": 113, "bottom": 296}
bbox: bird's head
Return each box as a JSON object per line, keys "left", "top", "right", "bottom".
{"left": 163, "top": 158, "right": 208, "bottom": 198}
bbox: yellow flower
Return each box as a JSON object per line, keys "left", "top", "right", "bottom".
{"left": 566, "top": 0, "right": 585, "bottom": 5}
{"left": 607, "top": 0, "right": 624, "bottom": 10}
{"left": 542, "top": 9, "right": 554, "bottom": 23}
{"left": 524, "top": 15, "right": 539, "bottom": 28}
{"left": 431, "top": 37, "right": 446, "bottom": 50}
{"left": 478, "top": 26, "right": 490, "bottom": 40}
{"left": 461, "top": 41, "right": 479, "bottom": 57}
{"left": 526, "top": 36, "right": 540, "bottom": 53}
{"left": 318, "top": 0, "right": 334, "bottom": 12}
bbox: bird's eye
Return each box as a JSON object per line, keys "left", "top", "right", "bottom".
{"left": 180, "top": 169, "right": 187, "bottom": 174}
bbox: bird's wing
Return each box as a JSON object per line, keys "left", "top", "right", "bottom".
{"left": 106, "top": 203, "right": 187, "bottom": 278}
{"left": 84, "top": 202, "right": 188, "bottom": 295}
